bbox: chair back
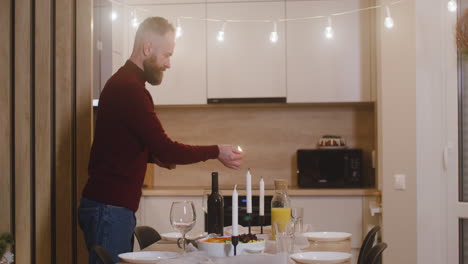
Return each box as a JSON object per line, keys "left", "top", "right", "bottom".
{"left": 92, "top": 245, "right": 114, "bottom": 264}
{"left": 134, "top": 226, "right": 162, "bottom": 250}
{"left": 365, "top": 242, "right": 388, "bottom": 264}
{"left": 357, "top": 226, "right": 381, "bottom": 264}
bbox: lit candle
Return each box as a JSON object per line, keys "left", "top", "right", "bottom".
{"left": 246, "top": 169, "right": 252, "bottom": 214}
{"left": 232, "top": 185, "right": 238, "bottom": 236}
{"left": 259, "top": 177, "right": 264, "bottom": 216}
{"left": 237, "top": 146, "right": 243, "bottom": 152}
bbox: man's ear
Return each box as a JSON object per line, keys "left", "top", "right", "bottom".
{"left": 143, "top": 41, "right": 152, "bottom": 57}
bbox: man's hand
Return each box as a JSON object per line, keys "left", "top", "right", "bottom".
{"left": 218, "top": 145, "right": 244, "bottom": 169}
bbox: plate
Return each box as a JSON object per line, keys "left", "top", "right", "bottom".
{"left": 118, "top": 251, "right": 179, "bottom": 264}
{"left": 161, "top": 232, "right": 207, "bottom": 241}
{"left": 303, "top": 232, "right": 352, "bottom": 242}
{"left": 290, "top": 251, "right": 352, "bottom": 264}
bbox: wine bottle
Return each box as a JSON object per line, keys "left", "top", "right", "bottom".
{"left": 207, "top": 172, "right": 224, "bottom": 236}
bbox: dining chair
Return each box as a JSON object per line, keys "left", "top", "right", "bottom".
{"left": 365, "top": 242, "right": 388, "bottom": 264}
{"left": 92, "top": 245, "right": 114, "bottom": 264}
{"left": 134, "top": 225, "right": 162, "bottom": 250}
{"left": 357, "top": 226, "right": 381, "bottom": 264}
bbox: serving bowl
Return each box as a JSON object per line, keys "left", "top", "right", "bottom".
{"left": 197, "top": 236, "right": 265, "bottom": 257}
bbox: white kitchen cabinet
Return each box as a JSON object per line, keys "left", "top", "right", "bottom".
{"left": 206, "top": 1, "right": 286, "bottom": 99}
{"left": 286, "top": 0, "right": 372, "bottom": 103}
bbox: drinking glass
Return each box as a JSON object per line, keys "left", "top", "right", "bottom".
{"left": 170, "top": 201, "right": 196, "bottom": 254}
{"left": 274, "top": 221, "right": 295, "bottom": 254}
{"left": 291, "top": 207, "right": 304, "bottom": 233}
{"left": 201, "top": 190, "right": 210, "bottom": 232}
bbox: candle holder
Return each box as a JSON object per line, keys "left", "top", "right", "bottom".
{"left": 231, "top": 235, "right": 239, "bottom": 256}
{"left": 247, "top": 213, "right": 252, "bottom": 234}
{"left": 259, "top": 215, "right": 265, "bottom": 234}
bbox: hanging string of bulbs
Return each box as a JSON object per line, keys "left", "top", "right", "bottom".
{"left": 106, "top": 0, "right": 458, "bottom": 43}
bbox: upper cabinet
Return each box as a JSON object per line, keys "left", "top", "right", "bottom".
{"left": 286, "top": 0, "right": 373, "bottom": 103}
{"left": 206, "top": 1, "right": 286, "bottom": 99}
{"left": 99, "top": 0, "right": 374, "bottom": 105}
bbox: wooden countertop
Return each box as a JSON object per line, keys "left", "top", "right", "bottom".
{"left": 142, "top": 186, "right": 379, "bottom": 197}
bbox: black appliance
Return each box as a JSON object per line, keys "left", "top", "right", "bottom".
{"left": 297, "top": 148, "right": 370, "bottom": 188}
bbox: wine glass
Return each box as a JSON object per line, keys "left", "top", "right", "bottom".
{"left": 291, "top": 207, "right": 304, "bottom": 233}
{"left": 170, "top": 201, "right": 196, "bottom": 254}
{"left": 201, "top": 190, "right": 210, "bottom": 232}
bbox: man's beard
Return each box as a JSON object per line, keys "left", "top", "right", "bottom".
{"left": 143, "top": 54, "right": 164, "bottom": 85}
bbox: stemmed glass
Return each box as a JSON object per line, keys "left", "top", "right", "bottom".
{"left": 291, "top": 207, "right": 304, "bottom": 233}
{"left": 170, "top": 201, "right": 196, "bottom": 254}
{"left": 201, "top": 190, "right": 210, "bottom": 232}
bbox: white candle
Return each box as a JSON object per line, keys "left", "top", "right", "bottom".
{"left": 259, "top": 177, "right": 264, "bottom": 216}
{"left": 232, "top": 185, "right": 238, "bottom": 236}
{"left": 246, "top": 169, "right": 252, "bottom": 214}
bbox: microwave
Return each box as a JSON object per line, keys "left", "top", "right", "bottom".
{"left": 297, "top": 149, "right": 369, "bottom": 188}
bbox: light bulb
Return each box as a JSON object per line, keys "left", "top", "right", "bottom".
{"left": 217, "top": 31, "right": 225, "bottom": 42}
{"left": 270, "top": 22, "right": 278, "bottom": 43}
{"left": 325, "top": 26, "right": 334, "bottom": 39}
{"left": 325, "top": 17, "right": 334, "bottom": 39}
{"left": 384, "top": 7, "right": 394, "bottom": 29}
{"left": 111, "top": 11, "right": 118, "bottom": 21}
{"left": 270, "top": 31, "right": 279, "bottom": 43}
{"left": 217, "top": 22, "right": 226, "bottom": 42}
{"left": 176, "top": 19, "right": 182, "bottom": 38}
{"left": 176, "top": 26, "right": 182, "bottom": 38}
{"left": 384, "top": 16, "right": 394, "bottom": 28}
{"left": 448, "top": 0, "right": 457, "bottom": 12}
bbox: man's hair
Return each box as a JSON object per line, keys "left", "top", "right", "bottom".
{"left": 134, "top": 17, "right": 175, "bottom": 46}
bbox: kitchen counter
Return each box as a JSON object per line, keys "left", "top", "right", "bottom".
{"left": 142, "top": 186, "right": 379, "bottom": 197}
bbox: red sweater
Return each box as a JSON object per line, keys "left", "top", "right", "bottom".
{"left": 82, "top": 60, "right": 219, "bottom": 211}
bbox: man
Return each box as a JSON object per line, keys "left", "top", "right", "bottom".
{"left": 78, "top": 17, "right": 244, "bottom": 263}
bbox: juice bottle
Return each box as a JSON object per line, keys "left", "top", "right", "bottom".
{"left": 271, "top": 179, "right": 291, "bottom": 239}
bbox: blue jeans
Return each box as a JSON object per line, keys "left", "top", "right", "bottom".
{"left": 78, "top": 198, "right": 136, "bottom": 264}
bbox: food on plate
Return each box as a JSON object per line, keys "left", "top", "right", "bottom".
{"left": 201, "top": 234, "right": 260, "bottom": 244}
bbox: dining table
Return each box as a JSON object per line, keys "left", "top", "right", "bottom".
{"left": 117, "top": 234, "right": 353, "bottom": 264}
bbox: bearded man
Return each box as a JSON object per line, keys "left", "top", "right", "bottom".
{"left": 78, "top": 17, "right": 244, "bottom": 264}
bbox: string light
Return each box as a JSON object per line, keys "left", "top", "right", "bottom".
{"left": 176, "top": 19, "right": 183, "bottom": 38}
{"left": 384, "top": 6, "right": 394, "bottom": 29}
{"left": 105, "top": 0, "right": 406, "bottom": 42}
{"left": 447, "top": 0, "right": 457, "bottom": 12}
{"left": 325, "top": 17, "right": 334, "bottom": 39}
{"left": 217, "top": 22, "right": 226, "bottom": 42}
{"left": 111, "top": 11, "right": 118, "bottom": 21}
{"left": 132, "top": 11, "right": 139, "bottom": 28}
{"left": 270, "top": 22, "right": 279, "bottom": 43}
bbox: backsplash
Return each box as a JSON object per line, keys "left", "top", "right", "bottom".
{"left": 151, "top": 103, "right": 375, "bottom": 189}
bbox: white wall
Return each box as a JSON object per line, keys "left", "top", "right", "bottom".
{"left": 378, "top": 0, "right": 458, "bottom": 263}
{"left": 378, "top": 0, "right": 417, "bottom": 263}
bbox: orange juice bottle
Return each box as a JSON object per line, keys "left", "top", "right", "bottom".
{"left": 271, "top": 179, "right": 291, "bottom": 239}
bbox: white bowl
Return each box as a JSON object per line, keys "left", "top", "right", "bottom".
{"left": 303, "top": 232, "right": 351, "bottom": 242}
{"left": 197, "top": 237, "right": 265, "bottom": 257}
{"left": 290, "top": 251, "right": 352, "bottom": 264}
{"left": 118, "top": 251, "right": 179, "bottom": 264}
